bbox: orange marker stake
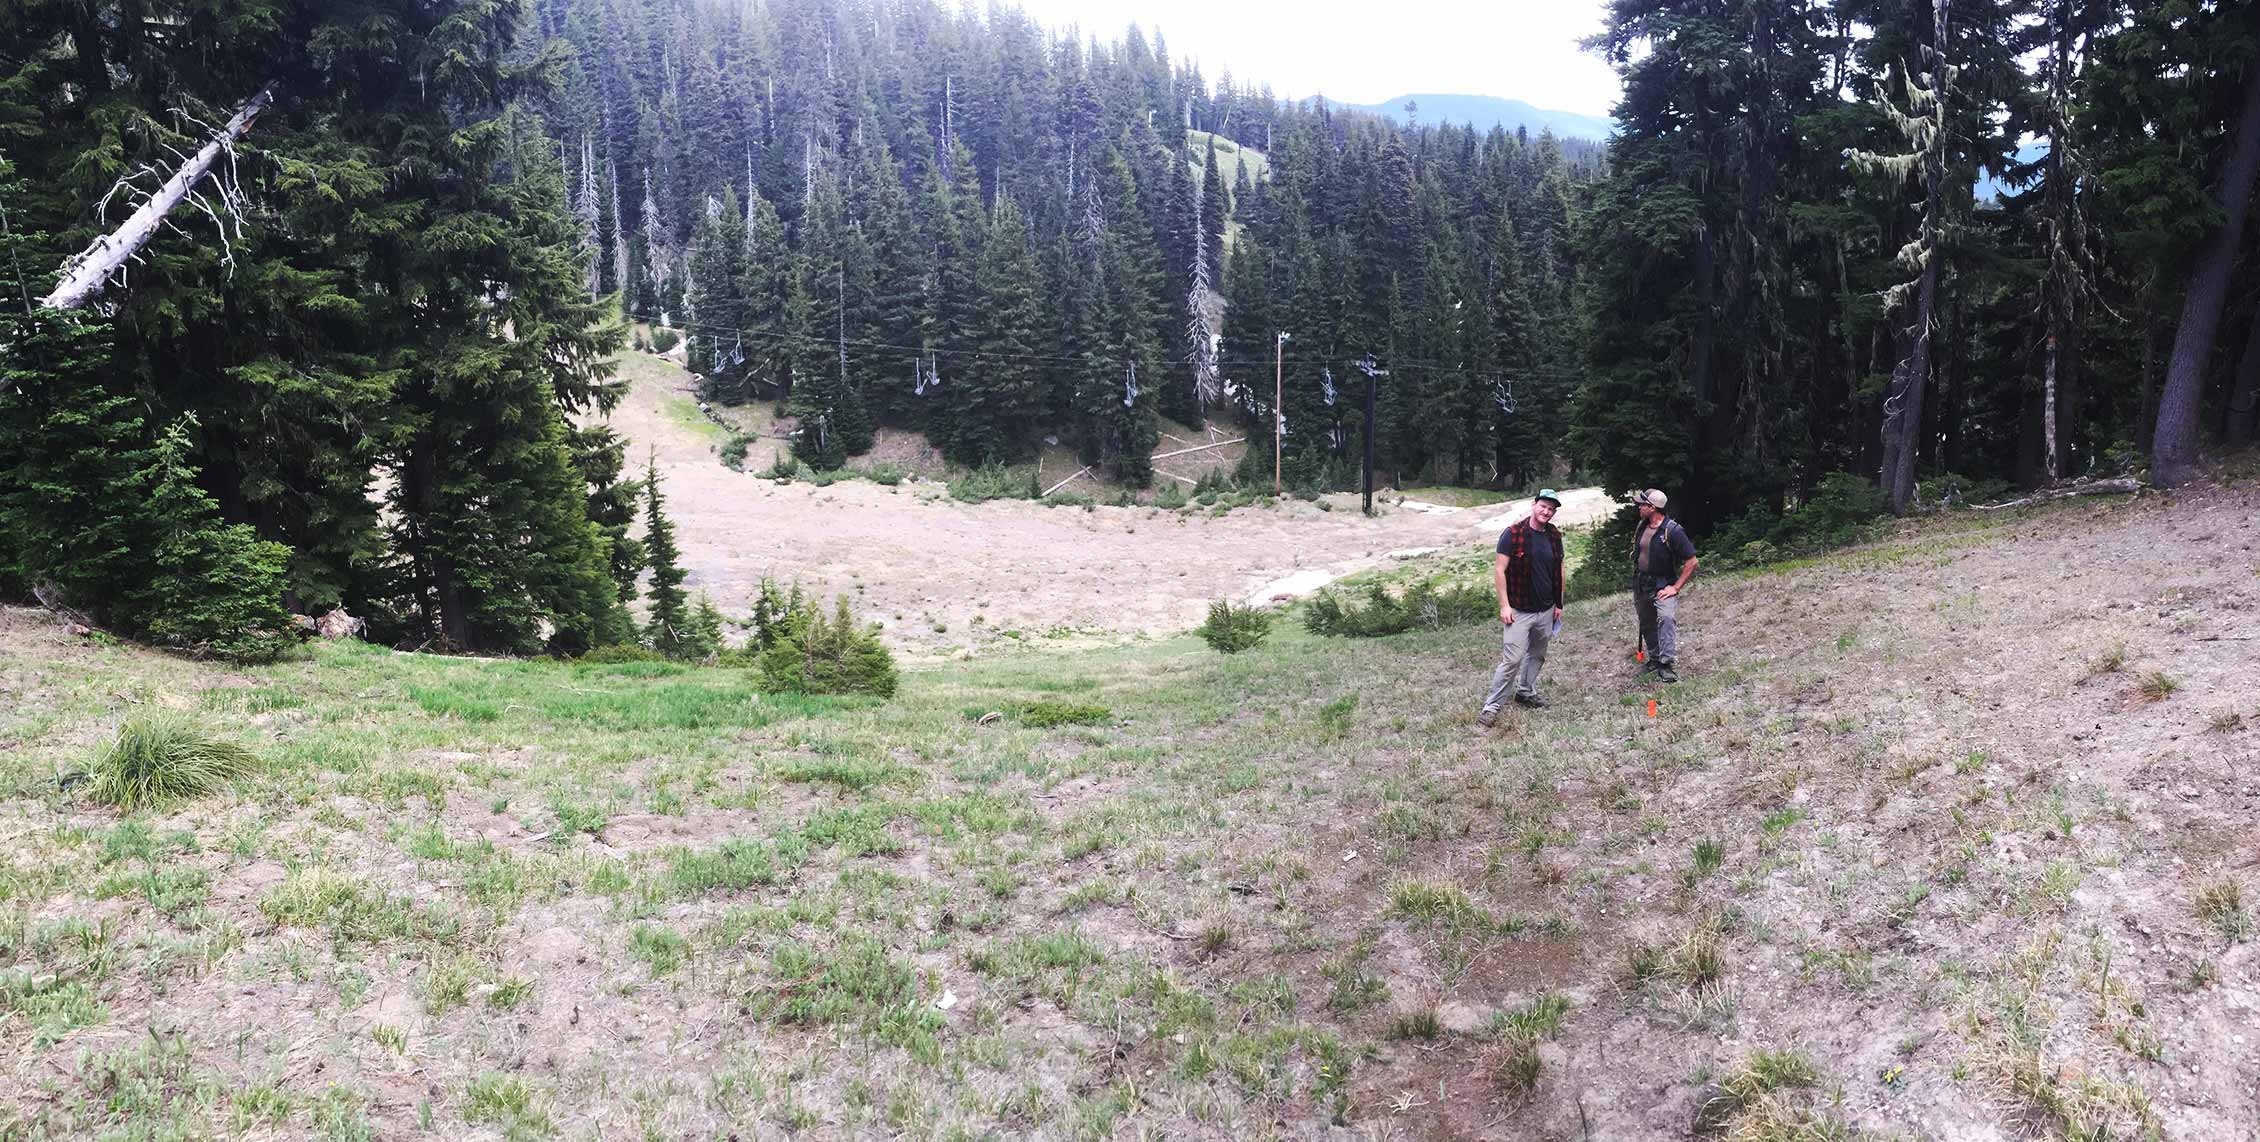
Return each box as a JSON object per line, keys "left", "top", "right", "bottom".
{"left": 1636, "top": 648, "right": 1646, "bottom": 663}
{"left": 1646, "top": 699, "right": 1658, "bottom": 718}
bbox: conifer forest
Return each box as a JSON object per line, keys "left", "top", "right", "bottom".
{"left": 6, "top": 0, "right": 2260, "bottom": 653}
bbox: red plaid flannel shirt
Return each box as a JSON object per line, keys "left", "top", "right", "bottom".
{"left": 1500, "top": 518, "right": 1565, "bottom": 614}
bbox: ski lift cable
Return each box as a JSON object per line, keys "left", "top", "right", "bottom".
{"left": 627, "top": 308, "right": 1541, "bottom": 375}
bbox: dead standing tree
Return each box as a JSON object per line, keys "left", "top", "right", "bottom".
{"left": 40, "top": 84, "right": 276, "bottom": 311}
{"left": 1848, "top": 0, "right": 1954, "bottom": 516}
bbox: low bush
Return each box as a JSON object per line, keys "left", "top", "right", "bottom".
{"left": 87, "top": 716, "right": 259, "bottom": 811}
{"left": 648, "top": 326, "right": 681, "bottom": 354}
{"left": 949, "top": 463, "right": 1042, "bottom": 504}
{"left": 1195, "top": 600, "right": 1272, "bottom": 654}
{"left": 1706, "top": 472, "right": 1888, "bottom": 569}
{"left": 721, "top": 435, "right": 755, "bottom": 471}
{"left": 759, "top": 595, "right": 898, "bottom": 698}
{"left": 1304, "top": 580, "right": 1492, "bottom": 638}
{"left": 748, "top": 578, "right": 812, "bottom": 651}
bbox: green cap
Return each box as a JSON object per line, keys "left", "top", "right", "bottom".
{"left": 1535, "top": 489, "right": 1562, "bottom": 506}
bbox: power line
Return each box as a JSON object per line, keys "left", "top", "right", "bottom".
{"left": 628, "top": 308, "right": 1546, "bottom": 377}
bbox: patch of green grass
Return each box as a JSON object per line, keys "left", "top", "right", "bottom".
{"left": 84, "top": 716, "right": 259, "bottom": 811}
{"left": 1386, "top": 877, "right": 1490, "bottom": 929}
{"left": 1013, "top": 700, "right": 1114, "bottom": 728}
{"left": 94, "top": 865, "right": 211, "bottom": 922}
{"left": 778, "top": 755, "right": 910, "bottom": 792}
{"left": 1485, "top": 992, "right": 1573, "bottom": 1095}
{"left": 2136, "top": 671, "right": 2178, "bottom": 701}
{"left": 463, "top": 1072, "right": 555, "bottom": 1139}
{"left": 630, "top": 924, "right": 691, "bottom": 975}
{"left": 261, "top": 869, "right": 460, "bottom": 945}
{"left": 0, "top": 973, "right": 106, "bottom": 1046}
{"left": 668, "top": 837, "right": 803, "bottom": 896}
{"left": 1691, "top": 1049, "right": 1856, "bottom": 1140}
{"left": 758, "top": 937, "right": 943, "bottom": 1059}
{"left": 404, "top": 659, "right": 856, "bottom": 731}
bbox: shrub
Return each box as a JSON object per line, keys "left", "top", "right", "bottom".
{"left": 1707, "top": 472, "right": 1888, "bottom": 568}
{"left": 760, "top": 595, "right": 898, "bottom": 698}
{"left": 1154, "top": 481, "right": 1189, "bottom": 509}
{"left": 1195, "top": 600, "right": 1271, "bottom": 654}
{"left": 1563, "top": 507, "right": 1640, "bottom": 604}
{"left": 648, "top": 326, "right": 681, "bottom": 353}
{"left": 949, "top": 463, "right": 1038, "bottom": 504}
{"left": 87, "top": 716, "right": 259, "bottom": 811}
{"left": 1304, "top": 580, "right": 1492, "bottom": 638}
{"left": 762, "top": 456, "right": 803, "bottom": 482}
{"left": 861, "top": 462, "right": 906, "bottom": 486}
{"left": 721, "top": 435, "right": 755, "bottom": 471}
{"left": 748, "top": 578, "right": 812, "bottom": 650}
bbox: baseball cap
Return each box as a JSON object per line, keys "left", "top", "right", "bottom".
{"left": 1636, "top": 488, "right": 1668, "bottom": 510}
{"left": 1535, "top": 488, "right": 1562, "bottom": 506}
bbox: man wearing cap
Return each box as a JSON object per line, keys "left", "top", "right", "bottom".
{"left": 1632, "top": 488, "right": 1698, "bottom": 683}
{"left": 1478, "top": 489, "right": 1566, "bottom": 726}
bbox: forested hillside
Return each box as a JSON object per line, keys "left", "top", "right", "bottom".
{"left": 1575, "top": 0, "right": 2260, "bottom": 526}
{"left": 7, "top": 0, "right": 2260, "bottom": 657}
{"left": 527, "top": 0, "right": 1597, "bottom": 487}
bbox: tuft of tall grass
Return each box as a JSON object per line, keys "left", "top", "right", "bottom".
{"left": 85, "top": 716, "right": 258, "bottom": 811}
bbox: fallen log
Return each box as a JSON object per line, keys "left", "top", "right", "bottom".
{"left": 41, "top": 84, "right": 276, "bottom": 310}
{"left": 1150, "top": 436, "right": 1245, "bottom": 461}
{"left": 1041, "top": 466, "right": 1092, "bottom": 497}
{"left": 1971, "top": 477, "right": 2142, "bottom": 511}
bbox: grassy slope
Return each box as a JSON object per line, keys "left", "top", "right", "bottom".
{"left": 2, "top": 486, "right": 2256, "bottom": 1139}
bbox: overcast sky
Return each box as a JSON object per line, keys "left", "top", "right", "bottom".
{"left": 1002, "top": 0, "right": 1624, "bottom": 118}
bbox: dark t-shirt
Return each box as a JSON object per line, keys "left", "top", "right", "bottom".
{"left": 1525, "top": 528, "right": 1559, "bottom": 611}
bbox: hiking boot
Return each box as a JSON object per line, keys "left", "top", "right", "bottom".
{"left": 1657, "top": 662, "right": 1679, "bottom": 684}
{"left": 1513, "top": 693, "right": 1551, "bottom": 709}
{"left": 1476, "top": 707, "right": 1500, "bottom": 728}
{"left": 1637, "top": 658, "right": 1659, "bottom": 677}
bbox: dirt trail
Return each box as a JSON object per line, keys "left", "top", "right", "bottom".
{"left": 601, "top": 355, "right": 1611, "bottom": 646}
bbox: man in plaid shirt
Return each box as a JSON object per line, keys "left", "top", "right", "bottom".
{"left": 1478, "top": 490, "right": 1566, "bottom": 726}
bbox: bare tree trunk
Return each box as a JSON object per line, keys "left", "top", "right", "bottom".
{"left": 41, "top": 85, "right": 275, "bottom": 310}
{"left": 1877, "top": 0, "right": 1951, "bottom": 515}
{"left": 2226, "top": 309, "right": 2260, "bottom": 447}
{"left": 2155, "top": 55, "right": 2260, "bottom": 487}
{"left": 2138, "top": 289, "right": 2160, "bottom": 455}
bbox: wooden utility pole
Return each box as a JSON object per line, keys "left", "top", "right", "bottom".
{"left": 1357, "top": 355, "right": 1387, "bottom": 516}
{"left": 1273, "top": 331, "right": 1289, "bottom": 495}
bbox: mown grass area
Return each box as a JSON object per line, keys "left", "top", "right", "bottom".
{"left": 0, "top": 489, "right": 2241, "bottom": 1138}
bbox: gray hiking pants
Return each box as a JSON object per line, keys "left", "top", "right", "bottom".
{"left": 1635, "top": 588, "right": 1679, "bottom": 664}
{"left": 1482, "top": 610, "right": 1555, "bottom": 711}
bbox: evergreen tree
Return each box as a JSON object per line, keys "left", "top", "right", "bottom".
{"left": 949, "top": 193, "right": 1046, "bottom": 463}
{"left": 1201, "top": 138, "right": 1228, "bottom": 290}
{"left": 640, "top": 454, "right": 694, "bottom": 657}
{"left": 685, "top": 189, "right": 750, "bottom": 377}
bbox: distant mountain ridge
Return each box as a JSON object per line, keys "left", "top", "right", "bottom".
{"left": 1335, "top": 94, "right": 1616, "bottom": 141}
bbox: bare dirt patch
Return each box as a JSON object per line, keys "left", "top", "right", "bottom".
{"left": 599, "top": 353, "right": 1602, "bottom": 648}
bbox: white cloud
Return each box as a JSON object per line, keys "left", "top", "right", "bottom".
{"left": 1003, "top": 0, "right": 1622, "bottom": 118}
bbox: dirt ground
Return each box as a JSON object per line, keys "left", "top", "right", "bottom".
{"left": 4, "top": 452, "right": 2259, "bottom": 1139}
{"left": 605, "top": 355, "right": 1614, "bottom": 648}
